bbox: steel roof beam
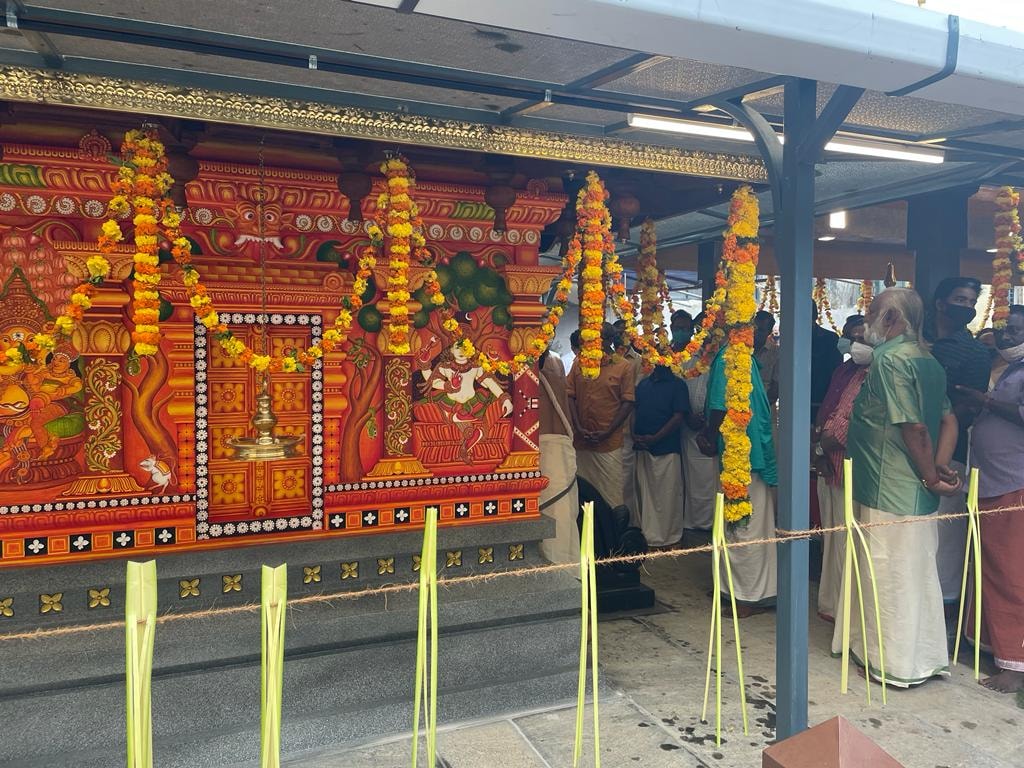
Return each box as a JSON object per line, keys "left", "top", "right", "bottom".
{"left": 1, "top": 6, "right": 721, "bottom": 121}
{"left": 2, "top": 0, "right": 62, "bottom": 68}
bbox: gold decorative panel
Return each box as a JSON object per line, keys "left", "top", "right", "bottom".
{"left": 0, "top": 67, "right": 767, "bottom": 181}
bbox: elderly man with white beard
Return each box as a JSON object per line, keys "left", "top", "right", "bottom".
{"left": 831, "top": 287, "right": 961, "bottom": 688}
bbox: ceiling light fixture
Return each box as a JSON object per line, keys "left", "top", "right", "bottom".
{"left": 625, "top": 114, "right": 945, "bottom": 164}
{"left": 829, "top": 210, "right": 847, "bottom": 229}
{"left": 986, "top": 247, "right": 999, "bottom": 253}
{"left": 817, "top": 235, "right": 837, "bottom": 242}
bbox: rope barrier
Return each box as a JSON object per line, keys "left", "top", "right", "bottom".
{"left": 1, "top": 501, "right": 1020, "bottom": 645}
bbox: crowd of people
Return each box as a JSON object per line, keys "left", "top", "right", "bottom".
{"left": 536, "top": 281, "right": 1024, "bottom": 695}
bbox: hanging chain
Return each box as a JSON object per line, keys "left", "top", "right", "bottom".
{"left": 257, "top": 135, "right": 268, "bottom": 356}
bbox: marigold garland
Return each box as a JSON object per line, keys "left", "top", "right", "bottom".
{"left": 718, "top": 186, "right": 761, "bottom": 525}
{"left": 856, "top": 279, "right": 873, "bottom": 315}
{"left": 759, "top": 274, "right": 779, "bottom": 314}
{"left": 375, "top": 154, "right": 431, "bottom": 355}
{"left": 813, "top": 277, "right": 839, "bottom": 333}
{"left": 575, "top": 171, "right": 612, "bottom": 379}
{"left": 611, "top": 199, "right": 729, "bottom": 377}
{"left": 992, "top": 186, "right": 1021, "bottom": 328}
{"left": 638, "top": 219, "right": 661, "bottom": 337}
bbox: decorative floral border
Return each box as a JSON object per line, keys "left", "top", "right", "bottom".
{"left": 325, "top": 470, "right": 542, "bottom": 494}
{"left": 193, "top": 312, "right": 324, "bottom": 540}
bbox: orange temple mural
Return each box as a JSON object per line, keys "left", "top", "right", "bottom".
{"left": 0, "top": 131, "right": 565, "bottom": 566}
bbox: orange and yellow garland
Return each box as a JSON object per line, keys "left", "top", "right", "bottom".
{"left": 856, "top": 278, "right": 873, "bottom": 315}
{"left": 375, "top": 154, "right": 431, "bottom": 355}
{"left": 575, "top": 171, "right": 613, "bottom": 378}
{"left": 107, "top": 129, "right": 177, "bottom": 358}
{"left": 813, "top": 277, "right": 839, "bottom": 333}
{"left": 638, "top": 219, "right": 661, "bottom": 338}
{"left": 992, "top": 186, "right": 1021, "bottom": 328}
{"left": 718, "top": 186, "right": 760, "bottom": 524}
{"left": 758, "top": 274, "right": 779, "bottom": 314}
{"left": 611, "top": 203, "right": 726, "bottom": 377}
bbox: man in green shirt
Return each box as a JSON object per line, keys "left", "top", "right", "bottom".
{"left": 831, "top": 288, "right": 960, "bottom": 688}
{"left": 699, "top": 346, "right": 778, "bottom": 616}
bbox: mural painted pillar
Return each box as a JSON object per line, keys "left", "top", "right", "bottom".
{"left": 366, "top": 353, "right": 431, "bottom": 478}
{"left": 495, "top": 265, "right": 559, "bottom": 474}
{"left": 64, "top": 286, "right": 148, "bottom": 497}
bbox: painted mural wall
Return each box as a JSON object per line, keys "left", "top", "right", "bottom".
{"left": 0, "top": 131, "right": 563, "bottom": 566}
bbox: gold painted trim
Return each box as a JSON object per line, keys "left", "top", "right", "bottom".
{"left": 0, "top": 66, "right": 767, "bottom": 182}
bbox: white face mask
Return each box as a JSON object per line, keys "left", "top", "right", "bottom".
{"left": 998, "top": 339, "right": 1024, "bottom": 363}
{"left": 850, "top": 341, "right": 874, "bottom": 366}
{"left": 863, "top": 318, "right": 888, "bottom": 348}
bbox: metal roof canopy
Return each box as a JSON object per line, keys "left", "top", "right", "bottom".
{"left": 0, "top": 0, "right": 1019, "bottom": 747}
{"left": 0, "top": 0, "right": 1020, "bottom": 246}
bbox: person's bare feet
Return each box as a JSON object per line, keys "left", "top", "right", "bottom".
{"left": 980, "top": 669, "right": 1024, "bottom": 693}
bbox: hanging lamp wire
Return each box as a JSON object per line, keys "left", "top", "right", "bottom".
{"left": 227, "top": 135, "right": 303, "bottom": 462}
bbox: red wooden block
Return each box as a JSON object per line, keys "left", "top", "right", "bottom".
{"left": 763, "top": 716, "right": 904, "bottom": 768}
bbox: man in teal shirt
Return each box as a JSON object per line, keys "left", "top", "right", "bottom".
{"left": 700, "top": 346, "right": 778, "bottom": 616}
{"left": 831, "top": 288, "right": 960, "bottom": 688}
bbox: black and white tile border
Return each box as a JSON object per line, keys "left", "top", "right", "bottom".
{"left": 193, "top": 313, "right": 324, "bottom": 541}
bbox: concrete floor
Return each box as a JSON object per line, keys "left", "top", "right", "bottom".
{"left": 277, "top": 547, "right": 1022, "bottom": 768}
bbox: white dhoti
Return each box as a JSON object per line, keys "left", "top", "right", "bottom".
{"left": 576, "top": 448, "right": 625, "bottom": 509}
{"left": 831, "top": 503, "right": 949, "bottom": 688}
{"left": 621, "top": 431, "right": 638, "bottom": 525}
{"left": 719, "top": 475, "right": 777, "bottom": 605}
{"left": 682, "top": 431, "right": 716, "bottom": 530}
{"left": 635, "top": 451, "right": 684, "bottom": 548}
{"left": 539, "top": 434, "right": 580, "bottom": 564}
{"left": 816, "top": 475, "right": 846, "bottom": 621}
{"left": 935, "top": 459, "right": 967, "bottom": 603}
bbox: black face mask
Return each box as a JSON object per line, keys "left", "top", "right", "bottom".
{"left": 943, "top": 304, "right": 976, "bottom": 328}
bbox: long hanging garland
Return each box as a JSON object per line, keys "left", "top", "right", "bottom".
{"left": 813, "top": 277, "right": 839, "bottom": 333}
{"left": 638, "top": 219, "right": 661, "bottom": 337}
{"left": 576, "top": 171, "right": 613, "bottom": 379}
{"left": 758, "top": 274, "right": 778, "bottom": 314}
{"left": 718, "top": 187, "right": 760, "bottom": 525}
{"left": 992, "top": 186, "right": 1021, "bottom": 328}
{"left": 612, "top": 209, "right": 727, "bottom": 377}
{"left": 856, "top": 279, "right": 873, "bottom": 315}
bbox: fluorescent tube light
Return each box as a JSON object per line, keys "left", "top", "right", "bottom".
{"left": 817, "top": 235, "right": 836, "bottom": 242}
{"left": 625, "top": 114, "right": 944, "bottom": 164}
{"left": 626, "top": 114, "right": 754, "bottom": 142}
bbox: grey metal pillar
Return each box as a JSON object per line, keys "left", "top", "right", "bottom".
{"left": 697, "top": 239, "right": 719, "bottom": 303}
{"left": 705, "top": 77, "right": 862, "bottom": 740}
{"left": 907, "top": 185, "right": 976, "bottom": 301}
{"left": 773, "top": 77, "right": 817, "bottom": 740}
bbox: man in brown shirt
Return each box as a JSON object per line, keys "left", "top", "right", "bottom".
{"left": 567, "top": 323, "right": 636, "bottom": 508}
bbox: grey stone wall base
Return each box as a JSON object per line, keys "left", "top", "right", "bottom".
{"left": 0, "top": 517, "right": 580, "bottom": 767}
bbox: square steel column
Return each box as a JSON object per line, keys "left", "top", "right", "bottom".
{"left": 774, "top": 78, "right": 817, "bottom": 740}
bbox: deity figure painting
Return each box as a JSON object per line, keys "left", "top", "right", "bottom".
{"left": 413, "top": 336, "right": 513, "bottom": 465}
{"left": 0, "top": 272, "right": 84, "bottom": 489}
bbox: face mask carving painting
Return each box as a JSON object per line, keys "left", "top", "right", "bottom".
{"left": 998, "top": 339, "right": 1024, "bottom": 364}
{"left": 836, "top": 337, "right": 852, "bottom": 356}
{"left": 850, "top": 341, "right": 873, "bottom": 366}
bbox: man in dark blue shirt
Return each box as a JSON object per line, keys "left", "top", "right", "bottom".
{"left": 632, "top": 365, "right": 690, "bottom": 548}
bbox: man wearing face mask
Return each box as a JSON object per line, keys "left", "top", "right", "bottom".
{"left": 812, "top": 314, "right": 871, "bottom": 622}
{"left": 925, "top": 277, "right": 992, "bottom": 612}
{"left": 955, "top": 305, "right": 1024, "bottom": 694}
{"left": 670, "top": 309, "right": 693, "bottom": 352}
{"left": 831, "top": 288, "right": 960, "bottom": 687}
